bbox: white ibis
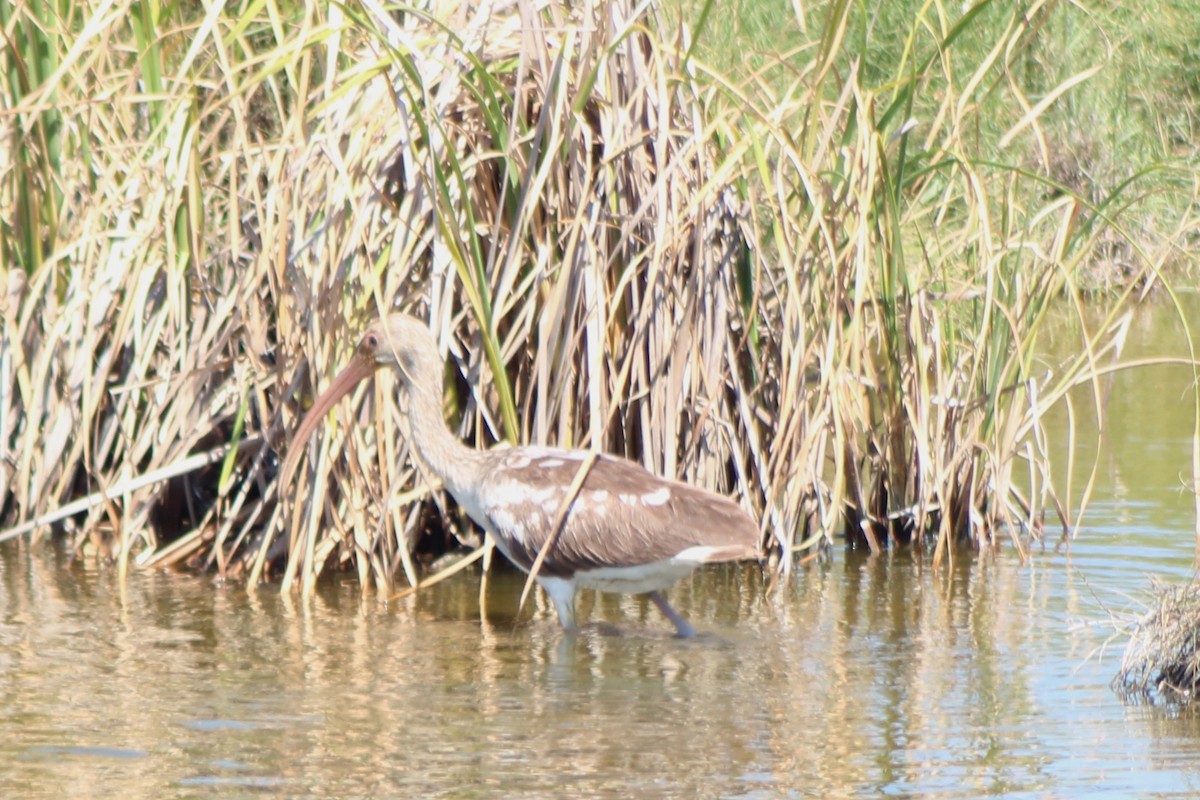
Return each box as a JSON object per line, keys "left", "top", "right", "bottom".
{"left": 282, "top": 314, "right": 761, "bottom": 637}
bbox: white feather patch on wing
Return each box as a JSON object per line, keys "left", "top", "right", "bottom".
{"left": 672, "top": 545, "right": 725, "bottom": 564}
{"left": 489, "top": 507, "right": 519, "bottom": 538}
{"left": 641, "top": 487, "right": 671, "bottom": 506}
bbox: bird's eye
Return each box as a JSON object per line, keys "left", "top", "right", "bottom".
{"left": 362, "top": 332, "right": 380, "bottom": 350}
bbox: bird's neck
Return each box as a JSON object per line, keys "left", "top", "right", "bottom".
{"left": 405, "top": 382, "right": 487, "bottom": 500}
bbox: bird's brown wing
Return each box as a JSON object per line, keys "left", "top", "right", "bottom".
{"left": 476, "top": 450, "right": 760, "bottom": 578}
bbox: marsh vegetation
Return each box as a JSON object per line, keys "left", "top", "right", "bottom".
{"left": 1, "top": 0, "right": 1198, "bottom": 596}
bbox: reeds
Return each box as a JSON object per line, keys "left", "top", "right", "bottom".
{"left": 1, "top": 0, "right": 1196, "bottom": 595}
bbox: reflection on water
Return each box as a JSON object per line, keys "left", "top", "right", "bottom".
{"left": 2, "top": 296, "right": 1200, "bottom": 798}
{"left": 1, "top": 540, "right": 1198, "bottom": 798}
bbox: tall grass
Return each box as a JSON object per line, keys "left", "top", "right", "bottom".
{"left": 0, "top": 0, "right": 1196, "bottom": 598}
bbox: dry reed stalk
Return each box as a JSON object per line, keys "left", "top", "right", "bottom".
{"left": 515, "top": 451, "right": 598, "bottom": 616}
{"left": 391, "top": 544, "right": 486, "bottom": 602}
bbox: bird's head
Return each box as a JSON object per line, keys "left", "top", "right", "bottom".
{"left": 355, "top": 313, "right": 443, "bottom": 385}
{"left": 280, "top": 313, "right": 440, "bottom": 485}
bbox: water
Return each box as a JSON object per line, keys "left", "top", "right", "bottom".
{"left": 2, "top": 298, "right": 1200, "bottom": 798}
{"left": 1, "top": 550, "right": 1196, "bottom": 798}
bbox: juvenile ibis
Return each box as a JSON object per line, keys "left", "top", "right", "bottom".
{"left": 282, "top": 314, "right": 761, "bottom": 637}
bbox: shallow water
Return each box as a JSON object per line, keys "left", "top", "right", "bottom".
{"left": 3, "top": 299, "right": 1200, "bottom": 798}
{"left": 1, "top": 544, "right": 1196, "bottom": 798}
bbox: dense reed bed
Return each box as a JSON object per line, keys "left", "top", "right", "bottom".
{"left": 2, "top": 0, "right": 1197, "bottom": 594}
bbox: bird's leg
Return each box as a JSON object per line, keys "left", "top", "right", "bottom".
{"left": 648, "top": 591, "right": 697, "bottom": 638}
{"left": 542, "top": 578, "right": 578, "bottom": 632}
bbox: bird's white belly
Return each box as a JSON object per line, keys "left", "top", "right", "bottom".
{"left": 482, "top": 535, "right": 695, "bottom": 594}
{"left": 571, "top": 558, "right": 701, "bottom": 594}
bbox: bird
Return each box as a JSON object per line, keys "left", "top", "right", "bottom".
{"left": 281, "top": 313, "right": 761, "bottom": 637}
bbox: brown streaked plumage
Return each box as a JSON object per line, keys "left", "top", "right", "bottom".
{"left": 283, "top": 313, "right": 761, "bottom": 637}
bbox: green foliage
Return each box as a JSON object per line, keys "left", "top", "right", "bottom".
{"left": 2, "top": 0, "right": 66, "bottom": 276}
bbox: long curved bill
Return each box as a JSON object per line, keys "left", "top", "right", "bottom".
{"left": 280, "top": 356, "right": 377, "bottom": 486}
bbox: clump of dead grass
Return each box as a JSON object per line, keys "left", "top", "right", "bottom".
{"left": 1114, "top": 580, "right": 1200, "bottom": 705}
